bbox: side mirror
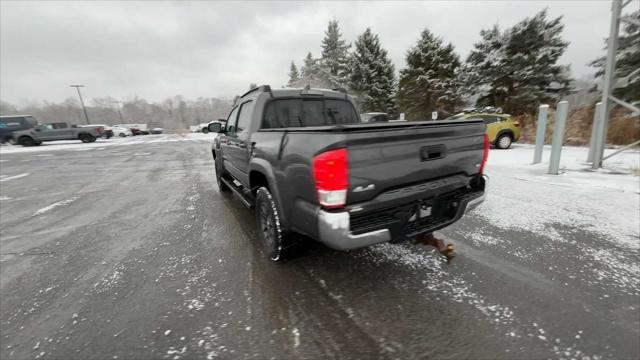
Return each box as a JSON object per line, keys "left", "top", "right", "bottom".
{"left": 208, "top": 122, "right": 222, "bottom": 133}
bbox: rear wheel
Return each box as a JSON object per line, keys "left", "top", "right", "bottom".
{"left": 118, "top": 132, "right": 126, "bottom": 137}
{"left": 495, "top": 133, "right": 513, "bottom": 149}
{"left": 202, "top": 127, "right": 209, "bottom": 134}
{"left": 80, "top": 134, "right": 95, "bottom": 143}
{"left": 19, "top": 136, "right": 35, "bottom": 147}
{"left": 255, "top": 187, "right": 290, "bottom": 262}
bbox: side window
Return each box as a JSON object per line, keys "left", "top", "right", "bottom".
{"left": 236, "top": 100, "right": 255, "bottom": 136}
{"left": 481, "top": 115, "right": 499, "bottom": 125}
{"left": 225, "top": 106, "right": 240, "bottom": 135}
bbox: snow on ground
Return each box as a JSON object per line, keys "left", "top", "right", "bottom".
{"left": 32, "top": 197, "right": 78, "bottom": 217}
{"left": 0, "top": 133, "right": 214, "bottom": 154}
{"left": 480, "top": 144, "right": 639, "bottom": 248}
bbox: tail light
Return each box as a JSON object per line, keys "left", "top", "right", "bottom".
{"left": 96, "top": 127, "right": 102, "bottom": 134}
{"left": 480, "top": 133, "right": 489, "bottom": 174}
{"left": 313, "top": 148, "right": 348, "bottom": 209}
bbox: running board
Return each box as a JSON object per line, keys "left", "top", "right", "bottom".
{"left": 220, "top": 177, "right": 254, "bottom": 208}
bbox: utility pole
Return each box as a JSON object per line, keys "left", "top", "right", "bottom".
{"left": 112, "top": 101, "right": 124, "bottom": 122}
{"left": 592, "top": 0, "right": 640, "bottom": 168}
{"left": 70, "top": 85, "right": 90, "bottom": 124}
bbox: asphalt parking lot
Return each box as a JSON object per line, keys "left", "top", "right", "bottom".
{"left": 1, "top": 135, "right": 638, "bottom": 359}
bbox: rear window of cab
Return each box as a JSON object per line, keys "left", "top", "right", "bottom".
{"left": 262, "top": 99, "right": 359, "bottom": 129}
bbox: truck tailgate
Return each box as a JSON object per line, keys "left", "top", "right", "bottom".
{"left": 343, "top": 121, "right": 486, "bottom": 204}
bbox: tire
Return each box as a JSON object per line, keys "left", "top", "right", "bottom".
{"left": 495, "top": 133, "right": 513, "bottom": 149}
{"left": 34, "top": 142, "right": 42, "bottom": 146}
{"left": 202, "top": 127, "right": 209, "bottom": 134}
{"left": 119, "top": 133, "right": 126, "bottom": 137}
{"left": 80, "top": 134, "right": 95, "bottom": 143}
{"left": 19, "top": 136, "right": 35, "bottom": 147}
{"left": 215, "top": 155, "right": 231, "bottom": 192}
{"left": 255, "top": 187, "right": 290, "bottom": 262}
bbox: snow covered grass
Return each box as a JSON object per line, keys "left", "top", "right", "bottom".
{"left": 481, "top": 144, "right": 639, "bottom": 248}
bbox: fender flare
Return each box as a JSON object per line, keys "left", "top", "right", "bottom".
{"left": 495, "top": 129, "right": 514, "bottom": 143}
{"left": 249, "top": 159, "right": 288, "bottom": 227}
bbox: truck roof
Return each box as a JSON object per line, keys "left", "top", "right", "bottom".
{"left": 240, "top": 85, "right": 349, "bottom": 100}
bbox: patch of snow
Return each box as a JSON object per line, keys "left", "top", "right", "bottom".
{"left": 480, "top": 144, "right": 639, "bottom": 248}
{"left": 292, "top": 328, "right": 301, "bottom": 348}
{"left": 33, "top": 197, "right": 78, "bottom": 216}
{"left": 0, "top": 173, "right": 30, "bottom": 182}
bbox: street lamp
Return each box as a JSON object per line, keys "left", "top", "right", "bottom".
{"left": 112, "top": 101, "right": 124, "bottom": 122}
{"left": 70, "top": 85, "right": 90, "bottom": 124}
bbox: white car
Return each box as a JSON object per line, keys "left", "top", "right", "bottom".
{"left": 111, "top": 125, "right": 133, "bottom": 137}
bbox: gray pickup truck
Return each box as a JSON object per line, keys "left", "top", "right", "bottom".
{"left": 209, "top": 86, "right": 488, "bottom": 261}
{"left": 12, "top": 122, "right": 103, "bottom": 146}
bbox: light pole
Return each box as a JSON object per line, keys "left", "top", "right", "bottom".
{"left": 112, "top": 101, "right": 124, "bottom": 122}
{"left": 70, "top": 85, "right": 90, "bottom": 124}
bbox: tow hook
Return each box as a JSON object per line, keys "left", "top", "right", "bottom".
{"left": 415, "top": 233, "right": 455, "bottom": 264}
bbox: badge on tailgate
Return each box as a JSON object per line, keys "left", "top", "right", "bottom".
{"left": 420, "top": 144, "right": 446, "bottom": 161}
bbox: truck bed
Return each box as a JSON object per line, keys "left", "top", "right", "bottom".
{"left": 251, "top": 119, "right": 486, "bottom": 239}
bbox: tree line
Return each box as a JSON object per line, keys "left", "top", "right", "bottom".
{"left": 287, "top": 10, "right": 638, "bottom": 120}
{"left": 0, "top": 96, "right": 232, "bottom": 131}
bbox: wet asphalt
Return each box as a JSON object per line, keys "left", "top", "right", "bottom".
{"left": 0, "top": 135, "right": 638, "bottom": 360}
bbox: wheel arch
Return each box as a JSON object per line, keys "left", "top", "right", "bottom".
{"left": 495, "top": 129, "right": 514, "bottom": 142}
{"left": 249, "top": 160, "right": 288, "bottom": 227}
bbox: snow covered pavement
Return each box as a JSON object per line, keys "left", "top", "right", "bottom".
{"left": 0, "top": 138, "right": 638, "bottom": 359}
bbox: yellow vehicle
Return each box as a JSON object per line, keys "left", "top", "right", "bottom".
{"left": 447, "top": 112, "right": 521, "bottom": 149}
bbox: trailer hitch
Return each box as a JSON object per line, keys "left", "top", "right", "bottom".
{"left": 415, "top": 233, "right": 455, "bottom": 264}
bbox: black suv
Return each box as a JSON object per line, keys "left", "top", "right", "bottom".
{"left": 0, "top": 115, "right": 38, "bottom": 143}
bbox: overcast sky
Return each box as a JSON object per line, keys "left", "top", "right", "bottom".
{"left": 1, "top": 1, "right": 618, "bottom": 106}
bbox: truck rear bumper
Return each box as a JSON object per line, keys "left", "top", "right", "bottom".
{"left": 317, "top": 211, "right": 392, "bottom": 251}
{"left": 316, "top": 176, "right": 488, "bottom": 251}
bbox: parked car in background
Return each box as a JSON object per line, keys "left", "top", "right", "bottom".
{"left": 0, "top": 115, "right": 38, "bottom": 143}
{"left": 79, "top": 124, "right": 113, "bottom": 138}
{"left": 360, "top": 112, "right": 390, "bottom": 123}
{"left": 447, "top": 111, "right": 521, "bottom": 149}
{"left": 111, "top": 125, "right": 133, "bottom": 137}
{"left": 116, "top": 123, "right": 148, "bottom": 135}
{"left": 150, "top": 127, "right": 164, "bottom": 134}
{"left": 12, "top": 122, "right": 103, "bottom": 146}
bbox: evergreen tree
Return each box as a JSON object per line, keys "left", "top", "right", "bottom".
{"left": 347, "top": 28, "right": 396, "bottom": 114}
{"left": 590, "top": 10, "right": 639, "bottom": 101}
{"left": 300, "top": 52, "right": 331, "bottom": 88}
{"left": 466, "top": 9, "right": 571, "bottom": 114}
{"left": 287, "top": 61, "right": 300, "bottom": 87}
{"left": 396, "top": 28, "right": 463, "bottom": 120}
{"left": 320, "top": 20, "right": 351, "bottom": 88}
